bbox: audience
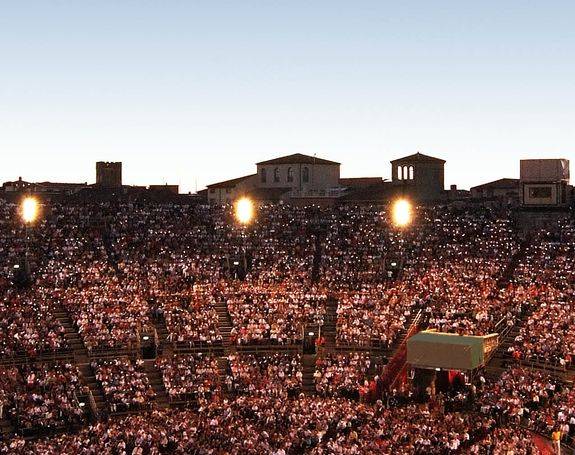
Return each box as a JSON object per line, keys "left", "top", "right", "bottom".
{"left": 0, "top": 198, "right": 572, "bottom": 454}
{"left": 92, "top": 358, "right": 155, "bottom": 412}
{"left": 157, "top": 354, "right": 220, "bottom": 401}
{"left": 314, "top": 353, "right": 371, "bottom": 398}
{"left": 226, "top": 353, "right": 302, "bottom": 397}
{"left": 0, "top": 362, "right": 85, "bottom": 431}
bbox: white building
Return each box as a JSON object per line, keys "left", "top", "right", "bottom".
{"left": 520, "top": 159, "right": 570, "bottom": 208}
{"left": 256, "top": 153, "right": 340, "bottom": 197}
{"left": 206, "top": 153, "right": 341, "bottom": 203}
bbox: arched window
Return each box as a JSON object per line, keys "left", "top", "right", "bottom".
{"left": 273, "top": 167, "right": 280, "bottom": 183}
{"left": 409, "top": 166, "right": 414, "bottom": 180}
{"left": 287, "top": 167, "right": 294, "bottom": 183}
{"left": 260, "top": 168, "right": 267, "bottom": 183}
{"left": 302, "top": 166, "right": 310, "bottom": 183}
{"left": 397, "top": 166, "right": 402, "bottom": 180}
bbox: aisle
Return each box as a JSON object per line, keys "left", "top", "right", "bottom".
{"left": 532, "top": 434, "right": 554, "bottom": 455}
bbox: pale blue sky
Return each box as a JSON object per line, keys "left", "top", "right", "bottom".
{"left": 1, "top": 1, "right": 574, "bottom": 192}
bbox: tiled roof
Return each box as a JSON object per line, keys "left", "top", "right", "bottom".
{"left": 391, "top": 152, "right": 446, "bottom": 164}
{"left": 206, "top": 174, "right": 256, "bottom": 189}
{"left": 257, "top": 153, "right": 339, "bottom": 166}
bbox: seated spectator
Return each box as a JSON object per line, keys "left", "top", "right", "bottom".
{"left": 226, "top": 353, "right": 302, "bottom": 397}
{"left": 314, "top": 352, "right": 371, "bottom": 399}
{"left": 92, "top": 358, "right": 155, "bottom": 413}
{"left": 0, "top": 363, "right": 85, "bottom": 431}
{"left": 156, "top": 354, "right": 220, "bottom": 401}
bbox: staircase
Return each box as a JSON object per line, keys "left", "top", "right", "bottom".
{"left": 486, "top": 305, "right": 544, "bottom": 379}
{"left": 311, "top": 233, "right": 323, "bottom": 283}
{"left": 302, "top": 354, "right": 316, "bottom": 395}
{"left": 54, "top": 306, "right": 89, "bottom": 363}
{"left": 379, "top": 310, "right": 420, "bottom": 358}
{"left": 496, "top": 237, "right": 531, "bottom": 290}
{"left": 484, "top": 236, "right": 537, "bottom": 380}
{"left": 143, "top": 360, "right": 169, "bottom": 408}
{"left": 217, "top": 356, "right": 231, "bottom": 395}
{"left": 323, "top": 297, "right": 338, "bottom": 346}
{"left": 77, "top": 363, "right": 106, "bottom": 417}
{"left": 0, "top": 419, "right": 14, "bottom": 441}
{"left": 101, "top": 231, "right": 121, "bottom": 274}
{"left": 215, "top": 299, "right": 233, "bottom": 346}
{"left": 153, "top": 316, "right": 170, "bottom": 356}
{"left": 380, "top": 310, "right": 423, "bottom": 391}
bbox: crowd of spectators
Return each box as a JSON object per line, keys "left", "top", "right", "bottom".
{"left": 160, "top": 289, "right": 222, "bottom": 346}
{"left": 92, "top": 358, "right": 155, "bottom": 413}
{"left": 1, "top": 198, "right": 574, "bottom": 453}
{"left": 226, "top": 353, "right": 302, "bottom": 397}
{"left": 227, "top": 284, "right": 327, "bottom": 345}
{"left": 508, "top": 221, "right": 575, "bottom": 366}
{"left": 156, "top": 354, "right": 220, "bottom": 401}
{"left": 474, "top": 366, "right": 575, "bottom": 448}
{"left": 0, "top": 289, "right": 67, "bottom": 357}
{"left": 322, "top": 206, "right": 520, "bottom": 347}
{"left": 0, "top": 362, "right": 85, "bottom": 431}
{"left": 0, "top": 199, "right": 527, "bottom": 354}
{"left": 1, "top": 394, "right": 545, "bottom": 454}
{"left": 314, "top": 353, "right": 372, "bottom": 398}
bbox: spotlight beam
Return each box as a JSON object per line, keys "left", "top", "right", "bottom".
{"left": 391, "top": 199, "right": 413, "bottom": 228}
{"left": 234, "top": 197, "right": 255, "bottom": 225}
{"left": 21, "top": 197, "right": 39, "bottom": 224}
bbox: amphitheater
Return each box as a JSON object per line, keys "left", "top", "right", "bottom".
{"left": 0, "top": 198, "right": 573, "bottom": 454}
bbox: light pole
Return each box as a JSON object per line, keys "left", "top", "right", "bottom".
{"left": 233, "top": 197, "right": 255, "bottom": 278}
{"left": 234, "top": 197, "right": 255, "bottom": 226}
{"left": 20, "top": 196, "right": 39, "bottom": 283}
{"left": 390, "top": 198, "right": 413, "bottom": 277}
{"left": 391, "top": 198, "right": 413, "bottom": 229}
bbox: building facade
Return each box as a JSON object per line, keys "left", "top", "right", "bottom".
{"left": 520, "top": 159, "right": 570, "bottom": 208}
{"left": 390, "top": 152, "right": 446, "bottom": 201}
{"left": 96, "top": 162, "right": 122, "bottom": 187}
{"left": 206, "top": 175, "right": 257, "bottom": 204}
{"left": 256, "top": 154, "right": 340, "bottom": 197}
{"left": 206, "top": 153, "right": 341, "bottom": 204}
{"left": 470, "top": 178, "right": 519, "bottom": 200}
{"left": 204, "top": 151, "right": 449, "bottom": 204}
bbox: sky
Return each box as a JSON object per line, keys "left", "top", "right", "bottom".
{"left": 1, "top": 1, "right": 574, "bottom": 193}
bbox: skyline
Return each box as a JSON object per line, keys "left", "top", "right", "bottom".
{"left": 2, "top": 1, "right": 574, "bottom": 192}
{"left": 2, "top": 151, "right": 567, "bottom": 192}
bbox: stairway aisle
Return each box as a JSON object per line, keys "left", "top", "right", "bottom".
{"left": 217, "top": 356, "right": 231, "bottom": 396}
{"left": 215, "top": 299, "right": 234, "bottom": 347}
{"left": 302, "top": 354, "right": 316, "bottom": 395}
{"left": 322, "top": 297, "right": 338, "bottom": 347}
{"left": 152, "top": 316, "right": 170, "bottom": 357}
{"left": 496, "top": 235, "right": 531, "bottom": 289}
{"left": 77, "top": 363, "right": 106, "bottom": 418}
{"left": 54, "top": 306, "right": 89, "bottom": 363}
{"left": 0, "top": 419, "right": 14, "bottom": 442}
{"left": 143, "top": 360, "right": 170, "bottom": 408}
{"left": 311, "top": 233, "right": 323, "bottom": 283}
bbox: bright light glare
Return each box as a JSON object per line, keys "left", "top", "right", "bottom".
{"left": 392, "top": 199, "right": 412, "bottom": 228}
{"left": 234, "top": 197, "right": 255, "bottom": 225}
{"left": 21, "top": 197, "right": 38, "bottom": 223}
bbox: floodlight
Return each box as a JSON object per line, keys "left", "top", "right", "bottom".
{"left": 391, "top": 198, "right": 413, "bottom": 228}
{"left": 21, "top": 197, "right": 38, "bottom": 224}
{"left": 234, "top": 197, "right": 255, "bottom": 225}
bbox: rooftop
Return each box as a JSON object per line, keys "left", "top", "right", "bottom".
{"left": 390, "top": 152, "right": 446, "bottom": 164}
{"left": 470, "top": 178, "right": 519, "bottom": 191}
{"left": 206, "top": 174, "right": 256, "bottom": 189}
{"left": 257, "top": 153, "right": 340, "bottom": 166}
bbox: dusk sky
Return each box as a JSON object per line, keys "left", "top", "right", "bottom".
{"left": 1, "top": 1, "right": 574, "bottom": 193}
